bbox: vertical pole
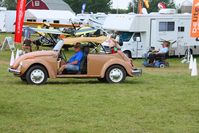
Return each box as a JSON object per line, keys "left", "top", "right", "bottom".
{"left": 136, "top": 41, "right": 139, "bottom": 58}
{"left": 117, "top": 0, "right": 119, "bottom": 14}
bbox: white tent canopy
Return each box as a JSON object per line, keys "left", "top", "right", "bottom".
{"left": 25, "top": 9, "right": 76, "bottom": 24}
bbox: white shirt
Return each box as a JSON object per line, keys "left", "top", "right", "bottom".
{"left": 158, "top": 47, "right": 169, "bottom": 54}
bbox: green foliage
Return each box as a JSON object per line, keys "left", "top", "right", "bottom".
{"left": 110, "top": 9, "right": 129, "bottom": 14}
{"left": 64, "top": 0, "right": 112, "bottom": 13}
{"left": 2, "top": 0, "right": 16, "bottom": 10}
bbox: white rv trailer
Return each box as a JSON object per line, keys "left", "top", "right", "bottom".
{"left": 103, "top": 10, "right": 199, "bottom": 58}
{"left": 0, "top": 7, "right": 16, "bottom": 32}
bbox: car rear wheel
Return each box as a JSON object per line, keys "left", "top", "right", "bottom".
{"left": 26, "top": 65, "right": 48, "bottom": 85}
{"left": 20, "top": 76, "right": 27, "bottom": 82}
{"left": 105, "top": 65, "right": 126, "bottom": 83}
{"left": 97, "top": 78, "right": 107, "bottom": 83}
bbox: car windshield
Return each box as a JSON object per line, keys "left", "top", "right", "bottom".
{"left": 119, "top": 32, "right": 134, "bottom": 42}
{"left": 53, "top": 40, "right": 64, "bottom": 52}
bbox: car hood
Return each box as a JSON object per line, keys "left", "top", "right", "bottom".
{"left": 11, "top": 50, "right": 57, "bottom": 69}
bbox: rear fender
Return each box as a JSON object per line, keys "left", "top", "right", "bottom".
{"left": 100, "top": 59, "right": 133, "bottom": 78}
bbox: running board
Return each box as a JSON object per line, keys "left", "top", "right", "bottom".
{"left": 57, "top": 75, "right": 100, "bottom": 78}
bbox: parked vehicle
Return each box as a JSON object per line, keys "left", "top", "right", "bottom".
{"left": 103, "top": 9, "right": 199, "bottom": 58}
{"left": 9, "top": 36, "right": 142, "bottom": 85}
{"left": 0, "top": 7, "right": 16, "bottom": 32}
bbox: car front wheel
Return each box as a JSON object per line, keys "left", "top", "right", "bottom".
{"left": 26, "top": 65, "right": 48, "bottom": 85}
{"left": 105, "top": 65, "right": 126, "bottom": 83}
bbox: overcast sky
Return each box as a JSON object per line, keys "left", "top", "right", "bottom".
{"left": 112, "top": 0, "right": 193, "bottom": 9}
{"left": 112, "top": 0, "right": 131, "bottom": 9}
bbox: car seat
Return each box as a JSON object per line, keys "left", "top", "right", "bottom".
{"left": 80, "top": 46, "right": 90, "bottom": 74}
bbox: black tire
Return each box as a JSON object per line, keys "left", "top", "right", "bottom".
{"left": 124, "top": 51, "right": 132, "bottom": 58}
{"left": 26, "top": 65, "right": 48, "bottom": 85}
{"left": 97, "top": 78, "right": 107, "bottom": 83}
{"left": 20, "top": 76, "right": 27, "bottom": 82}
{"left": 159, "top": 64, "right": 166, "bottom": 68}
{"left": 105, "top": 65, "right": 126, "bottom": 83}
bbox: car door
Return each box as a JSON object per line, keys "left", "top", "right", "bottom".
{"left": 87, "top": 54, "right": 113, "bottom": 76}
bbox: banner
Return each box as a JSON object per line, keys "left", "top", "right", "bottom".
{"left": 15, "top": 0, "right": 26, "bottom": 43}
{"left": 190, "top": 0, "right": 199, "bottom": 38}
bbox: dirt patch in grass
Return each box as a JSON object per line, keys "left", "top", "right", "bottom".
{"left": 0, "top": 60, "right": 9, "bottom": 65}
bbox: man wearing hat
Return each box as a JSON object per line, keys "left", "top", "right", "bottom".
{"left": 148, "top": 41, "right": 170, "bottom": 63}
{"left": 58, "top": 42, "right": 83, "bottom": 74}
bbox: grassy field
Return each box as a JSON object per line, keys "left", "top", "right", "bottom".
{"left": 0, "top": 34, "right": 199, "bottom": 133}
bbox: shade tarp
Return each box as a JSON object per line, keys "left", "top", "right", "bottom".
{"left": 63, "top": 36, "right": 107, "bottom": 45}
{"left": 75, "top": 27, "right": 97, "bottom": 36}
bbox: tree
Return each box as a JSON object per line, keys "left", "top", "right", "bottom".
{"left": 2, "top": 0, "right": 16, "bottom": 10}
{"left": 64, "top": 0, "right": 112, "bottom": 13}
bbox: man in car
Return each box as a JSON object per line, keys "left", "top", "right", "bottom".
{"left": 58, "top": 43, "right": 83, "bottom": 74}
{"left": 148, "top": 41, "right": 170, "bottom": 63}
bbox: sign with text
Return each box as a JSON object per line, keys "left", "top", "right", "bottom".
{"left": 190, "top": 0, "right": 199, "bottom": 37}
{"left": 14, "top": 0, "right": 26, "bottom": 43}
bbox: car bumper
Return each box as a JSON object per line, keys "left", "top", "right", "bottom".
{"left": 132, "top": 68, "right": 142, "bottom": 76}
{"left": 8, "top": 68, "right": 21, "bottom": 75}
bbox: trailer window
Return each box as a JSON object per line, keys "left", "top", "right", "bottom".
{"left": 159, "top": 22, "right": 175, "bottom": 32}
{"left": 178, "top": 27, "right": 185, "bottom": 32}
{"left": 35, "top": 1, "right": 40, "bottom": 7}
{"left": 27, "top": 19, "right": 36, "bottom": 22}
{"left": 53, "top": 20, "right": 60, "bottom": 24}
{"left": 133, "top": 33, "right": 141, "bottom": 42}
{"left": 119, "top": 32, "right": 133, "bottom": 42}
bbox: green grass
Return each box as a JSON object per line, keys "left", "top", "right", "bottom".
{"left": 0, "top": 35, "right": 199, "bottom": 132}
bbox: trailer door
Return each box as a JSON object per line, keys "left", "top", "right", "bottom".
{"left": 151, "top": 19, "right": 177, "bottom": 50}
{"left": 174, "top": 19, "right": 187, "bottom": 56}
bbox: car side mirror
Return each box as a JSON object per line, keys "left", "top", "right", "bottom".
{"left": 136, "top": 37, "right": 141, "bottom": 42}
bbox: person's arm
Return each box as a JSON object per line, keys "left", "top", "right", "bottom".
{"left": 157, "top": 48, "right": 168, "bottom": 54}
{"left": 68, "top": 61, "right": 78, "bottom": 65}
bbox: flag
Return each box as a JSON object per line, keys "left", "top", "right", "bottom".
{"left": 15, "top": 0, "right": 27, "bottom": 43}
{"left": 144, "top": 0, "right": 149, "bottom": 9}
{"left": 190, "top": 0, "right": 199, "bottom": 38}
{"left": 82, "top": 3, "right": 86, "bottom": 14}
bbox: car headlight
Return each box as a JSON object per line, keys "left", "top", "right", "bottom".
{"left": 19, "top": 61, "right": 23, "bottom": 66}
{"left": 17, "top": 62, "right": 23, "bottom": 71}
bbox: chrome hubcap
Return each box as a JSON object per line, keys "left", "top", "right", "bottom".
{"left": 30, "top": 69, "right": 45, "bottom": 84}
{"left": 109, "top": 68, "right": 123, "bottom": 83}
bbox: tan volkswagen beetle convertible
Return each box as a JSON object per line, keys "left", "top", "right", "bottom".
{"left": 9, "top": 36, "right": 142, "bottom": 85}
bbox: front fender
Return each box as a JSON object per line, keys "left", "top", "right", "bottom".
{"left": 21, "top": 59, "right": 57, "bottom": 78}
{"left": 100, "top": 59, "right": 133, "bottom": 78}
